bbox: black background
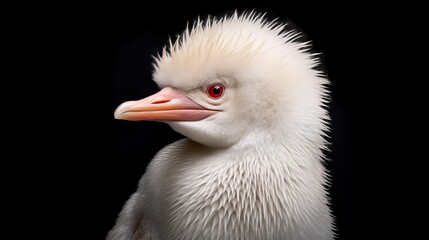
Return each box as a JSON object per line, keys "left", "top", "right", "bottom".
{"left": 14, "top": 2, "right": 355, "bottom": 239}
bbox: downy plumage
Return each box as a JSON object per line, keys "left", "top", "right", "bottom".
{"left": 108, "top": 11, "right": 334, "bottom": 240}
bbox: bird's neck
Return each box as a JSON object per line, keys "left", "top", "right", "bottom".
{"left": 227, "top": 127, "right": 326, "bottom": 167}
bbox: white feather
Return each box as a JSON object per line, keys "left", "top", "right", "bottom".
{"left": 108, "top": 11, "right": 334, "bottom": 240}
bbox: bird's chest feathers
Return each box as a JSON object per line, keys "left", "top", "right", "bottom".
{"left": 156, "top": 147, "right": 301, "bottom": 238}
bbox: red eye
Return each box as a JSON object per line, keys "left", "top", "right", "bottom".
{"left": 206, "top": 83, "right": 225, "bottom": 99}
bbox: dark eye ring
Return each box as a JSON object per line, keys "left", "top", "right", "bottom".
{"left": 206, "top": 83, "right": 225, "bottom": 99}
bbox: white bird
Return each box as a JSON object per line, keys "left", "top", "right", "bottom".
{"left": 108, "top": 11, "right": 334, "bottom": 240}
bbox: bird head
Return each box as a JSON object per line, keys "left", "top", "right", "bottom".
{"left": 114, "top": 12, "right": 329, "bottom": 148}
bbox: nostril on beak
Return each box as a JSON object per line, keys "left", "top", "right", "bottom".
{"left": 151, "top": 95, "right": 170, "bottom": 104}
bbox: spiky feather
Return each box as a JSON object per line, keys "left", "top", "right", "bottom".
{"left": 108, "top": 10, "right": 335, "bottom": 240}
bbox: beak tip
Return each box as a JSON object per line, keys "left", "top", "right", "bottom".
{"left": 113, "top": 110, "right": 124, "bottom": 120}
{"left": 114, "top": 112, "right": 122, "bottom": 120}
{"left": 114, "top": 101, "right": 134, "bottom": 120}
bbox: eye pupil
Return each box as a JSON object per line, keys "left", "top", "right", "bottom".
{"left": 213, "top": 86, "right": 221, "bottom": 95}
{"left": 207, "top": 84, "right": 225, "bottom": 99}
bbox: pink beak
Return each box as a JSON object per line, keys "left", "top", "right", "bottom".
{"left": 114, "top": 87, "right": 218, "bottom": 121}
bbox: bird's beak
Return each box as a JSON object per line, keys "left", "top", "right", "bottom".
{"left": 114, "top": 87, "right": 218, "bottom": 121}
